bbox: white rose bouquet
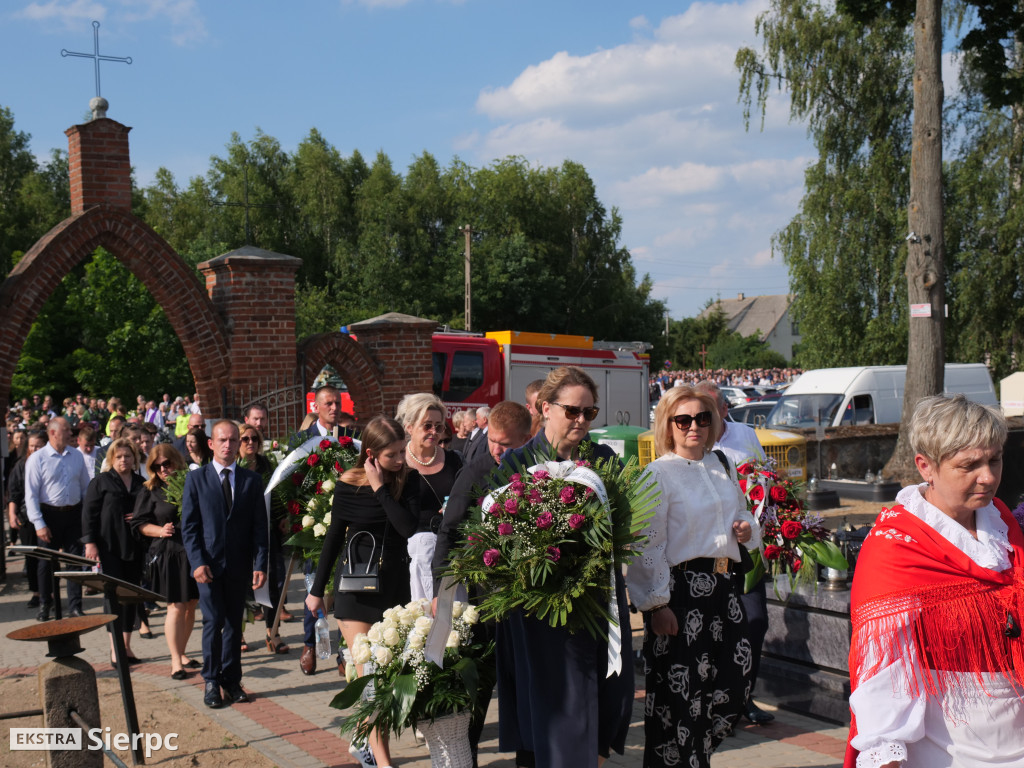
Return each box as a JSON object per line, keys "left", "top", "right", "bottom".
{"left": 330, "top": 599, "right": 493, "bottom": 741}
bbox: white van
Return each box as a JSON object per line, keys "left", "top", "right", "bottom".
{"left": 765, "top": 364, "right": 997, "bottom": 429}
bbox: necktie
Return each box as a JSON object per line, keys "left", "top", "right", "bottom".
{"left": 221, "top": 468, "right": 232, "bottom": 512}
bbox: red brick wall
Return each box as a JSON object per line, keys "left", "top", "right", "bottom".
{"left": 0, "top": 206, "right": 229, "bottom": 413}
{"left": 198, "top": 249, "right": 301, "bottom": 421}
{"left": 348, "top": 314, "right": 435, "bottom": 419}
{"left": 65, "top": 118, "right": 132, "bottom": 214}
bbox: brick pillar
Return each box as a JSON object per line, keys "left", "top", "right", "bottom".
{"left": 65, "top": 118, "right": 132, "bottom": 214}
{"left": 349, "top": 313, "right": 436, "bottom": 418}
{"left": 198, "top": 246, "right": 302, "bottom": 421}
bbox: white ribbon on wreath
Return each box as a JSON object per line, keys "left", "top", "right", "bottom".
{"left": 428, "top": 459, "right": 623, "bottom": 678}
{"left": 254, "top": 434, "right": 361, "bottom": 606}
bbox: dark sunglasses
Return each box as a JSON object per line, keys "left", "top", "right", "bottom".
{"left": 240, "top": 436, "right": 257, "bottom": 444}
{"left": 153, "top": 460, "right": 176, "bottom": 471}
{"left": 552, "top": 402, "right": 600, "bottom": 421}
{"left": 671, "top": 411, "right": 713, "bottom": 430}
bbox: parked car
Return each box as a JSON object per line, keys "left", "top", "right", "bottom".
{"left": 719, "top": 386, "right": 760, "bottom": 406}
{"left": 727, "top": 402, "right": 775, "bottom": 427}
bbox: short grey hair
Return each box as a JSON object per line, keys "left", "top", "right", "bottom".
{"left": 395, "top": 393, "right": 446, "bottom": 431}
{"left": 694, "top": 380, "right": 727, "bottom": 408}
{"left": 477, "top": 406, "right": 491, "bottom": 419}
{"left": 452, "top": 411, "right": 464, "bottom": 428}
{"left": 909, "top": 393, "right": 1007, "bottom": 466}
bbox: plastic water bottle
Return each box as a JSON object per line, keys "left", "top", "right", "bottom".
{"left": 315, "top": 610, "right": 331, "bottom": 660}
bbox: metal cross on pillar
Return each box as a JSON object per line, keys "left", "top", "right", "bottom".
{"left": 62, "top": 20, "right": 132, "bottom": 118}
{"left": 210, "top": 163, "right": 284, "bottom": 246}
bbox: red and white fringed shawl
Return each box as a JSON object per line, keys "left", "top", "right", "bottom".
{"left": 843, "top": 499, "right": 1024, "bottom": 768}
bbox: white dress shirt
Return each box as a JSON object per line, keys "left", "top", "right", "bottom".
{"left": 626, "top": 451, "right": 761, "bottom": 612}
{"left": 25, "top": 442, "right": 92, "bottom": 530}
{"left": 716, "top": 421, "right": 766, "bottom": 467}
{"left": 211, "top": 458, "right": 238, "bottom": 501}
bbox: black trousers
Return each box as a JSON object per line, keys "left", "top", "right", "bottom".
{"left": 37, "top": 505, "right": 83, "bottom": 612}
{"left": 17, "top": 521, "right": 39, "bottom": 592}
{"left": 739, "top": 578, "right": 769, "bottom": 693}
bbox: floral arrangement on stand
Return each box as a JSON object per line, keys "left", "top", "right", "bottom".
{"left": 738, "top": 458, "right": 848, "bottom": 594}
{"left": 445, "top": 453, "right": 658, "bottom": 638}
{"left": 275, "top": 436, "right": 359, "bottom": 567}
{"left": 330, "top": 599, "right": 493, "bottom": 745}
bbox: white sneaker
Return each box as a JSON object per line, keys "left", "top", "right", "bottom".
{"left": 348, "top": 741, "right": 376, "bottom": 768}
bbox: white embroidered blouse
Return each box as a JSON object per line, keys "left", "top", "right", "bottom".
{"left": 625, "top": 451, "right": 760, "bottom": 613}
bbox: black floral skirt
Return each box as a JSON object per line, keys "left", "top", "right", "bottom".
{"left": 642, "top": 567, "right": 752, "bottom": 768}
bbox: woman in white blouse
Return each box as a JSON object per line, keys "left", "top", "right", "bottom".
{"left": 626, "top": 385, "right": 760, "bottom": 768}
{"left": 846, "top": 394, "right": 1024, "bottom": 767}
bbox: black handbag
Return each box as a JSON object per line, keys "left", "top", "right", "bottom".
{"left": 336, "top": 530, "right": 383, "bottom": 593}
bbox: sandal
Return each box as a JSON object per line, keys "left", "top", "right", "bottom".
{"left": 266, "top": 633, "right": 290, "bottom": 654}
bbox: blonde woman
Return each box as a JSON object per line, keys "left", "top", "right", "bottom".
{"left": 82, "top": 437, "right": 146, "bottom": 665}
{"left": 395, "top": 393, "right": 462, "bottom": 601}
{"left": 132, "top": 445, "right": 200, "bottom": 679}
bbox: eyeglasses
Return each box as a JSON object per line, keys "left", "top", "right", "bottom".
{"left": 153, "top": 460, "right": 175, "bottom": 471}
{"left": 420, "top": 423, "right": 445, "bottom": 433}
{"left": 671, "top": 411, "right": 713, "bottom": 430}
{"left": 552, "top": 403, "right": 600, "bottom": 421}
{"left": 240, "top": 436, "right": 257, "bottom": 444}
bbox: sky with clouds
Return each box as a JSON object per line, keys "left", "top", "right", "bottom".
{"left": 1, "top": 0, "right": 815, "bottom": 321}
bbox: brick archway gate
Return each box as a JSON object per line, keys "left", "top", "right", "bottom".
{"left": 0, "top": 112, "right": 434, "bottom": 431}
{"left": 0, "top": 204, "right": 230, "bottom": 415}
{"left": 299, "top": 333, "right": 387, "bottom": 420}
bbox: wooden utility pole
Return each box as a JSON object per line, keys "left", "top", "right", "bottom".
{"left": 885, "top": 0, "right": 946, "bottom": 484}
{"left": 462, "top": 224, "right": 473, "bottom": 331}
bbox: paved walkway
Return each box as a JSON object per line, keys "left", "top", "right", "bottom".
{"left": 0, "top": 551, "right": 848, "bottom": 767}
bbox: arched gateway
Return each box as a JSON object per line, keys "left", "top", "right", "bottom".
{"left": 0, "top": 109, "right": 433, "bottom": 430}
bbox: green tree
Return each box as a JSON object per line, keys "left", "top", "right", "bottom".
{"left": 737, "top": 0, "right": 914, "bottom": 371}
{"left": 0, "top": 106, "right": 37, "bottom": 276}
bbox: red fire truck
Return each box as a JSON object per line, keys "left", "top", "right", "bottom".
{"left": 432, "top": 330, "right": 650, "bottom": 428}
{"left": 308, "top": 329, "right": 651, "bottom": 428}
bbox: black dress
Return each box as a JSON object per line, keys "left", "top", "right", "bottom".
{"left": 495, "top": 432, "right": 634, "bottom": 768}
{"left": 82, "top": 471, "right": 145, "bottom": 629}
{"left": 309, "top": 475, "right": 420, "bottom": 624}
{"left": 412, "top": 450, "right": 462, "bottom": 533}
{"left": 131, "top": 487, "right": 199, "bottom": 603}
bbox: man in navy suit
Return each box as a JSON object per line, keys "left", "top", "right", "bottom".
{"left": 181, "top": 419, "right": 268, "bottom": 708}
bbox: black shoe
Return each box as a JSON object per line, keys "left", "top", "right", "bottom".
{"left": 203, "top": 682, "right": 223, "bottom": 709}
{"left": 171, "top": 669, "right": 188, "bottom": 681}
{"left": 36, "top": 604, "right": 52, "bottom": 622}
{"left": 744, "top": 700, "right": 775, "bottom": 725}
{"left": 26, "top": 595, "right": 40, "bottom": 609}
{"left": 184, "top": 659, "right": 201, "bottom": 669}
{"left": 222, "top": 684, "right": 249, "bottom": 704}
{"left": 66, "top": 608, "right": 84, "bottom": 618}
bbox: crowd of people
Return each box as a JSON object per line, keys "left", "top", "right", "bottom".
{"left": 649, "top": 367, "right": 803, "bottom": 403}
{"left": 5, "top": 368, "right": 1024, "bottom": 768}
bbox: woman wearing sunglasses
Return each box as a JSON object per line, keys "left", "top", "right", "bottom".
{"left": 626, "top": 385, "right": 760, "bottom": 768}
{"left": 495, "top": 366, "right": 634, "bottom": 768}
{"left": 395, "top": 393, "right": 462, "bottom": 602}
{"left": 131, "top": 444, "right": 200, "bottom": 679}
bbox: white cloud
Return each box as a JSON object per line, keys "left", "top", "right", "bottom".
{"left": 117, "top": 0, "right": 207, "bottom": 45}
{"left": 16, "top": 0, "right": 206, "bottom": 45}
{"left": 467, "top": 0, "right": 811, "bottom": 317}
{"left": 17, "top": 0, "right": 105, "bottom": 27}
